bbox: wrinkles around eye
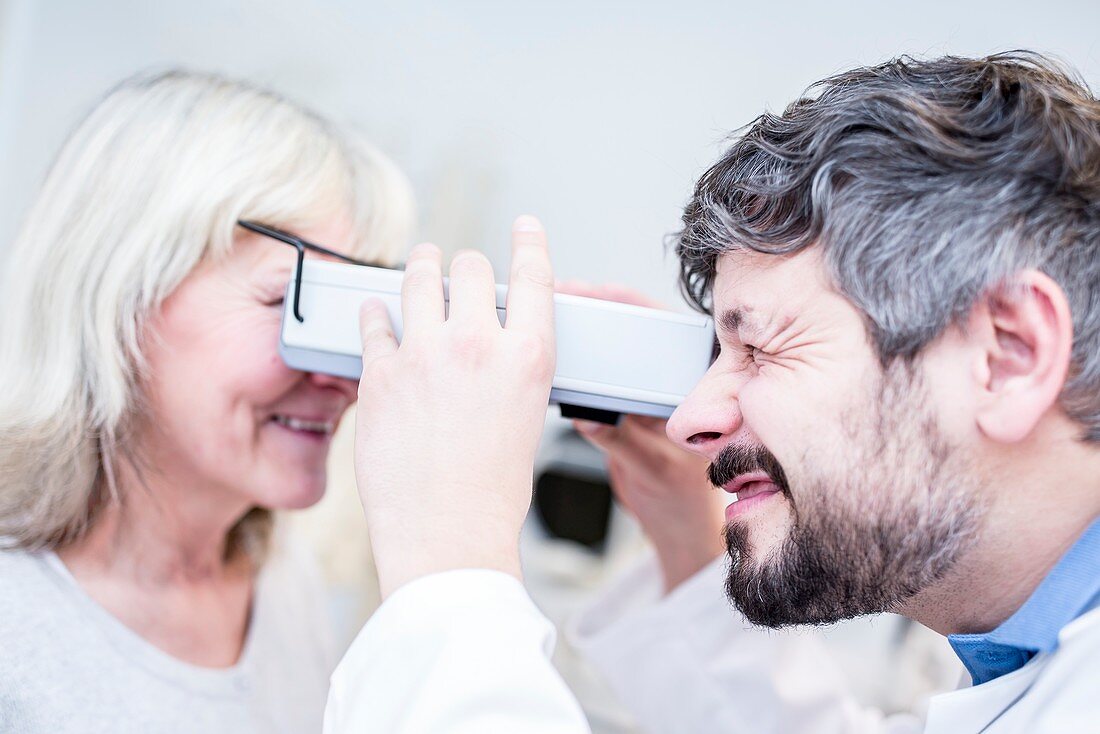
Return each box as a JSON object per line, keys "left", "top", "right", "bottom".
{"left": 256, "top": 277, "right": 290, "bottom": 306}
{"left": 715, "top": 343, "right": 763, "bottom": 374}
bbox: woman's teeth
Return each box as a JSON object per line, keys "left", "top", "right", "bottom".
{"left": 272, "top": 415, "right": 334, "bottom": 435}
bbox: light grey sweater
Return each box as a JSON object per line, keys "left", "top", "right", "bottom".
{"left": 0, "top": 537, "right": 336, "bottom": 733}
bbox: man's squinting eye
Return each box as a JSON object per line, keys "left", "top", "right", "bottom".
{"left": 740, "top": 343, "right": 763, "bottom": 364}
{"left": 711, "top": 337, "right": 764, "bottom": 367}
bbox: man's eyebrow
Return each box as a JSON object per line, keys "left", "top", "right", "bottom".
{"left": 717, "top": 308, "right": 766, "bottom": 340}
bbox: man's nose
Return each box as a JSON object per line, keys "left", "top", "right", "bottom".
{"left": 666, "top": 365, "right": 743, "bottom": 459}
{"left": 307, "top": 370, "right": 360, "bottom": 401}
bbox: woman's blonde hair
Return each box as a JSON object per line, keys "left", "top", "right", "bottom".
{"left": 0, "top": 70, "right": 413, "bottom": 559}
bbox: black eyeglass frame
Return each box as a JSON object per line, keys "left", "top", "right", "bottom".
{"left": 237, "top": 220, "right": 381, "bottom": 323}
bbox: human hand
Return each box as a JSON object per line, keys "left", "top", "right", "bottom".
{"left": 557, "top": 282, "right": 726, "bottom": 593}
{"left": 354, "top": 216, "right": 556, "bottom": 600}
{"left": 576, "top": 416, "right": 725, "bottom": 593}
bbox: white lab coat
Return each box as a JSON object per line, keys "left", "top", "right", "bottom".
{"left": 323, "top": 564, "right": 1100, "bottom": 733}
{"left": 566, "top": 555, "right": 931, "bottom": 733}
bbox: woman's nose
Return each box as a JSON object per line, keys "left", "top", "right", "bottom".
{"left": 307, "top": 370, "right": 359, "bottom": 400}
{"left": 666, "top": 367, "right": 743, "bottom": 459}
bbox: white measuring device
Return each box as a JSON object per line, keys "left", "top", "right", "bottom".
{"left": 279, "top": 260, "right": 714, "bottom": 422}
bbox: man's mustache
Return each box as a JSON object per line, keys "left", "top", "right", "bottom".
{"left": 708, "top": 443, "right": 792, "bottom": 499}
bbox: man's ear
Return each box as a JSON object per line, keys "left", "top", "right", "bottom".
{"left": 974, "top": 270, "right": 1073, "bottom": 444}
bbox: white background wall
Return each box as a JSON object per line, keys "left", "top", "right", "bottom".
{"left": 1, "top": 0, "right": 1098, "bottom": 306}
{"left": 1, "top": 5, "right": 1096, "bottom": 730}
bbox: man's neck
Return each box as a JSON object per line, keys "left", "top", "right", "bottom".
{"left": 903, "top": 422, "right": 1100, "bottom": 636}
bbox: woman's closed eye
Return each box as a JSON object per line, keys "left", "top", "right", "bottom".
{"left": 256, "top": 280, "right": 289, "bottom": 308}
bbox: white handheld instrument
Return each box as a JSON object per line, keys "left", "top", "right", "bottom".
{"left": 279, "top": 260, "right": 714, "bottom": 422}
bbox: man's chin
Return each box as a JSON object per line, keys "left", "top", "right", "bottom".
{"left": 723, "top": 498, "right": 792, "bottom": 563}
{"left": 722, "top": 506, "right": 955, "bottom": 629}
{"left": 723, "top": 520, "right": 779, "bottom": 577}
{"left": 723, "top": 516, "right": 829, "bottom": 629}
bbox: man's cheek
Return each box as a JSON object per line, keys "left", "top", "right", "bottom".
{"left": 737, "top": 380, "right": 764, "bottom": 427}
{"left": 739, "top": 380, "right": 798, "bottom": 448}
{"left": 739, "top": 380, "right": 814, "bottom": 502}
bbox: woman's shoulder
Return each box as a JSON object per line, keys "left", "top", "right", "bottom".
{"left": 0, "top": 545, "right": 70, "bottom": 607}
{"left": 0, "top": 545, "right": 53, "bottom": 595}
{"left": 0, "top": 546, "right": 74, "bottom": 651}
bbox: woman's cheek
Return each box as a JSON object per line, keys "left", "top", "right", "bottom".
{"left": 238, "top": 317, "right": 297, "bottom": 393}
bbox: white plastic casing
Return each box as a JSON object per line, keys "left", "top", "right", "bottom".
{"left": 279, "top": 261, "right": 715, "bottom": 418}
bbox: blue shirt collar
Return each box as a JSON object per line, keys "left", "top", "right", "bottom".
{"left": 948, "top": 516, "right": 1100, "bottom": 686}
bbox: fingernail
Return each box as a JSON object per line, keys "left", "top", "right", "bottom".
{"left": 409, "top": 242, "right": 439, "bottom": 258}
{"left": 574, "top": 419, "right": 604, "bottom": 435}
{"left": 513, "top": 215, "right": 542, "bottom": 232}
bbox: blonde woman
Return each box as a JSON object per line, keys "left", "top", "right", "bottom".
{"left": 0, "top": 71, "right": 412, "bottom": 733}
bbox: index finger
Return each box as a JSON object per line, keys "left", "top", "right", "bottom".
{"left": 359, "top": 298, "right": 399, "bottom": 367}
{"left": 504, "top": 215, "right": 554, "bottom": 339}
{"left": 401, "top": 242, "right": 445, "bottom": 336}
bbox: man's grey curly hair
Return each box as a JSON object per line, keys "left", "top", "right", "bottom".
{"left": 676, "top": 51, "right": 1100, "bottom": 441}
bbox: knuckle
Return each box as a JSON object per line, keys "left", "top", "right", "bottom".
{"left": 399, "top": 346, "right": 430, "bottom": 375}
{"left": 402, "top": 267, "right": 438, "bottom": 291}
{"left": 359, "top": 298, "right": 387, "bottom": 322}
{"left": 512, "top": 333, "right": 555, "bottom": 380}
{"left": 449, "top": 327, "right": 494, "bottom": 363}
{"left": 363, "top": 316, "right": 393, "bottom": 336}
{"left": 512, "top": 261, "right": 554, "bottom": 290}
{"left": 359, "top": 356, "right": 395, "bottom": 392}
{"left": 450, "top": 250, "right": 492, "bottom": 276}
{"left": 361, "top": 323, "right": 396, "bottom": 346}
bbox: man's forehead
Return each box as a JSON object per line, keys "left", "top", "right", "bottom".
{"left": 711, "top": 248, "right": 831, "bottom": 330}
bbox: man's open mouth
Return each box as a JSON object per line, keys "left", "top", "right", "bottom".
{"left": 722, "top": 472, "right": 777, "bottom": 500}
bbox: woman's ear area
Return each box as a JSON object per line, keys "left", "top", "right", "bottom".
{"left": 972, "top": 270, "right": 1074, "bottom": 444}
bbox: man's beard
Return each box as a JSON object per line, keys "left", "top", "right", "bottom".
{"left": 713, "top": 365, "right": 984, "bottom": 628}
